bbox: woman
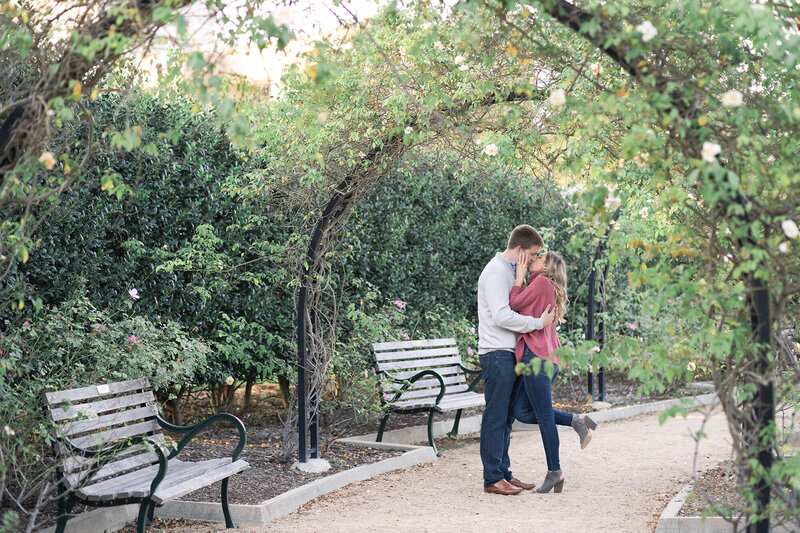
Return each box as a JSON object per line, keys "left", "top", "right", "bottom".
{"left": 509, "top": 250, "right": 597, "bottom": 494}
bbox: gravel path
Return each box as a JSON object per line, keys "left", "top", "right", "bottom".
{"left": 166, "top": 403, "right": 733, "bottom": 533}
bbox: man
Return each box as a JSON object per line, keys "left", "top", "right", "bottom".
{"left": 478, "top": 224, "right": 555, "bottom": 495}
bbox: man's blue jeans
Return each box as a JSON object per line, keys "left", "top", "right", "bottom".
{"left": 479, "top": 350, "right": 522, "bottom": 487}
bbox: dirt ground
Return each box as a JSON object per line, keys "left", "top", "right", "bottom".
{"left": 157, "top": 402, "right": 733, "bottom": 533}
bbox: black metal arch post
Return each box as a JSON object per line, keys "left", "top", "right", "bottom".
{"left": 587, "top": 205, "right": 620, "bottom": 402}
{"left": 296, "top": 176, "right": 356, "bottom": 463}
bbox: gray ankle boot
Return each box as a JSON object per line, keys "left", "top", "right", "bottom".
{"left": 535, "top": 470, "right": 565, "bottom": 493}
{"left": 571, "top": 414, "right": 597, "bottom": 449}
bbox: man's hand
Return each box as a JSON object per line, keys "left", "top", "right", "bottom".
{"left": 541, "top": 304, "right": 556, "bottom": 328}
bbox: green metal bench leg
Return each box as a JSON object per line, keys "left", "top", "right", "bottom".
{"left": 448, "top": 409, "right": 463, "bottom": 437}
{"left": 146, "top": 500, "right": 156, "bottom": 525}
{"left": 376, "top": 413, "right": 390, "bottom": 442}
{"left": 55, "top": 490, "right": 74, "bottom": 533}
{"left": 222, "top": 477, "right": 235, "bottom": 528}
{"left": 427, "top": 408, "right": 439, "bottom": 456}
{"left": 136, "top": 501, "right": 151, "bottom": 533}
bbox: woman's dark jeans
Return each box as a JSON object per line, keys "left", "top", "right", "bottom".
{"left": 512, "top": 345, "right": 574, "bottom": 471}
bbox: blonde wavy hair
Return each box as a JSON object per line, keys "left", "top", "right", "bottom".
{"left": 543, "top": 251, "right": 568, "bottom": 324}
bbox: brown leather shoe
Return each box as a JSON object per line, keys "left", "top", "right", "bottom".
{"left": 484, "top": 479, "right": 523, "bottom": 495}
{"left": 509, "top": 477, "right": 536, "bottom": 490}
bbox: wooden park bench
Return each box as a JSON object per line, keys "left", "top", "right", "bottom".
{"left": 43, "top": 378, "right": 249, "bottom": 533}
{"left": 371, "top": 338, "right": 484, "bottom": 454}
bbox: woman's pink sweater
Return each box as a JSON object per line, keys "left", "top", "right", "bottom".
{"left": 509, "top": 273, "right": 561, "bottom": 365}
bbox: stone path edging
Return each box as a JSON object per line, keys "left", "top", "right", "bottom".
{"left": 348, "top": 392, "right": 719, "bottom": 445}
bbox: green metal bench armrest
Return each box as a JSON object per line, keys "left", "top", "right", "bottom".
{"left": 458, "top": 362, "right": 483, "bottom": 392}
{"left": 380, "top": 369, "right": 447, "bottom": 406}
{"left": 157, "top": 413, "right": 247, "bottom": 461}
{"left": 60, "top": 435, "right": 168, "bottom": 495}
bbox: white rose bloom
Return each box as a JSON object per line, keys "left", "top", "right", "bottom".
{"left": 225, "top": 376, "right": 235, "bottom": 386}
{"left": 612, "top": 220, "right": 621, "bottom": 230}
{"left": 778, "top": 242, "right": 789, "bottom": 253}
{"left": 701, "top": 141, "right": 721, "bottom": 162}
{"left": 404, "top": 126, "right": 413, "bottom": 135}
{"left": 434, "top": 41, "right": 444, "bottom": 50}
{"left": 39, "top": 151, "right": 56, "bottom": 170}
{"left": 687, "top": 362, "right": 696, "bottom": 372}
{"left": 723, "top": 254, "right": 733, "bottom": 263}
{"left": 483, "top": 143, "right": 499, "bottom": 156}
{"left": 636, "top": 20, "right": 657, "bottom": 42}
{"left": 721, "top": 90, "right": 743, "bottom": 107}
{"left": 272, "top": 9, "right": 294, "bottom": 26}
{"left": 549, "top": 88, "right": 566, "bottom": 108}
{"left": 454, "top": 54, "right": 465, "bottom": 65}
{"left": 782, "top": 219, "right": 799, "bottom": 239}
{"left": 767, "top": 155, "right": 775, "bottom": 164}
{"left": 639, "top": 207, "right": 649, "bottom": 218}
{"left": 4, "top": 425, "right": 14, "bottom": 436}
{"left": 589, "top": 62, "right": 602, "bottom": 75}
{"left": 459, "top": 64, "right": 469, "bottom": 71}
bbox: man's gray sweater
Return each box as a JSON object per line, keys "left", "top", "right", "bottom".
{"left": 477, "top": 252, "right": 543, "bottom": 354}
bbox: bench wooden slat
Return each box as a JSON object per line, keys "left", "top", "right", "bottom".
{"left": 436, "top": 392, "right": 485, "bottom": 410}
{"left": 76, "top": 460, "right": 183, "bottom": 501}
{"left": 377, "top": 355, "right": 462, "bottom": 372}
{"left": 44, "top": 378, "right": 150, "bottom": 405}
{"left": 393, "top": 384, "right": 469, "bottom": 401}
{"left": 61, "top": 405, "right": 159, "bottom": 436}
{"left": 77, "top": 458, "right": 241, "bottom": 502}
{"left": 151, "top": 459, "right": 249, "bottom": 505}
{"left": 390, "top": 391, "right": 485, "bottom": 412}
{"left": 387, "top": 365, "right": 464, "bottom": 381}
{"left": 114, "top": 459, "right": 229, "bottom": 500}
{"left": 371, "top": 338, "right": 457, "bottom": 351}
{"left": 50, "top": 391, "right": 155, "bottom": 422}
{"left": 70, "top": 419, "right": 161, "bottom": 450}
{"left": 78, "top": 459, "right": 205, "bottom": 501}
{"left": 373, "top": 346, "right": 459, "bottom": 362}
{"left": 381, "top": 374, "right": 465, "bottom": 393}
{"left": 60, "top": 434, "right": 167, "bottom": 470}
{"left": 66, "top": 450, "right": 160, "bottom": 488}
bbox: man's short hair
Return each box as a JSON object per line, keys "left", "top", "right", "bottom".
{"left": 507, "top": 225, "right": 544, "bottom": 250}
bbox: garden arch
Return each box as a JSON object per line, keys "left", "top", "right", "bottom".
{"left": 292, "top": 4, "right": 778, "bottom": 532}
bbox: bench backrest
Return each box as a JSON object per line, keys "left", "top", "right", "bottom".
{"left": 42, "top": 378, "right": 165, "bottom": 490}
{"left": 371, "top": 338, "right": 469, "bottom": 406}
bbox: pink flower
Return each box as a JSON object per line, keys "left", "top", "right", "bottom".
{"left": 470, "top": 327, "right": 475, "bottom": 334}
{"left": 23, "top": 321, "right": 30, "bottom": 326}
{"left": 667, "top": 299, "right": 673, "bottom": 304}
{"left": 628, "top": 323, "right": 637, "bottom": 330}
{"left": 394, "top": 300, "right": 405, "bottom": 309}
{"left": 402, "top": 333, "right": 410, "bottom": 340}
{"left": 383, "top": 394, "right": 391, "bottom": 401}
{"left": 128, "top": 288, "right": 140, "bottom": 300}
{"left": 0, "top": 350, "right": 3, "bottom": 355}
{"left": 370, "top": 367, "right": 376, "bottom": 374}
{"left": 467, "top": 347, "right": 475, "bottom": 356}
{"left": 128, "top": 335, "right": 138, "bottom": 344}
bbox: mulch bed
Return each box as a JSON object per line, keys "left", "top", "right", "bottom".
{"left": 678, "top": 460, "right": 741, "bottom": 518}
{"left": 174, "top": 426, "right": 403, "bottom": 505}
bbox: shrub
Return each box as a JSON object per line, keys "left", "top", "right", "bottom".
{"left": 0, "top": 295, "right": 209, "bottom": 532}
